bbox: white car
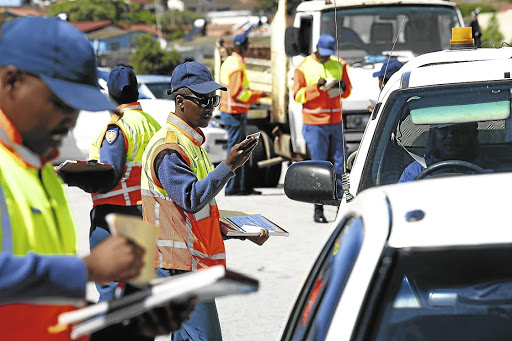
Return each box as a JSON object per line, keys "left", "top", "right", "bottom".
{"left": 56, "top": 74, "right": 228, "bottom": 165}
{"left": 283, "top": 164, "right": 512, "bottom": 340}
{"left": 339, "top": 28, "right": 512, "bottom": 201}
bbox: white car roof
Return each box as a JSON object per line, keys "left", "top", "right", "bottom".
{"left": 354, "top": 172, "right": 512, "bottom": 249}
{"left": 386, "top": 47, "right": 512, "bottom": 90}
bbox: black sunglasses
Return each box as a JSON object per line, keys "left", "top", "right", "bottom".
{"left": 180, "top": 95, "right": 221, "bottom": 108}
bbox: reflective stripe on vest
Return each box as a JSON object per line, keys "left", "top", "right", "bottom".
{"left": 89, "top": 104, "right": 161, "bottom": 207}
{"left": 219, "top": 53, "right": 252, "bottom": 114}
{"left": 141, "top": 114, "right": 226, "bottom": 271}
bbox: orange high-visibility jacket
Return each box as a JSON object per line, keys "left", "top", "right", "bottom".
{"left": 141, "top": 113, "right": 226, "bottom": 271}
{"left": 89, "top": 102, "right": 161, "bottom": 207}
{"left": 219, "top": 52, "right": 263, "bottom": 114}
{"left": 293, "top": 53, "right": 352, "bottom": 125}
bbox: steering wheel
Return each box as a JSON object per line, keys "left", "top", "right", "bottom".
{"left": 415, "top": 160, "right": 486, "bottom": 180}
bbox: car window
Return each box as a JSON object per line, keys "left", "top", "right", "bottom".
{"left": 359, "top": 80, "right": 512, "bottom": 192}
{"left": 364, "top": 246, "right": 512, "bottom": 340}
{"left": 284, "top": 216, "right": 364, "bottom": 341}
{"left": 142, "top": 82, "right": 172, "bottom": 100}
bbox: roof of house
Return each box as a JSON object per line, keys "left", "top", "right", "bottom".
{"left": 86, "top": 27, "right": 127, "bottom": 40}
{"left": 85, "top": 24, "right": 168, "bottom": 40}
{"left": 5, "top": 6, "right": 44, "bottom": 17}
{"left": 70, "top": 20, "right": 113, "bottom": 33}
{"left": 117, "top": 23, "right": 167, "bottom": 38}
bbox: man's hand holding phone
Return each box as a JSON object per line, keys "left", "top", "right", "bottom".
{"left": 224, "top": 131, "right": 261, "bottom": 171}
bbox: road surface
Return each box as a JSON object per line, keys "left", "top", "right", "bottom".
{"left": 66, "top": 165, "right": 337, "bottom": 340}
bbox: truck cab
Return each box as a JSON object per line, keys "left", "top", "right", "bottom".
{"left": 284, "top": 0, "right": 464, "bottom": 154}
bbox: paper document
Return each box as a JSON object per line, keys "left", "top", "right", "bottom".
{"left": 106, "top": 214, "right": 159, "bottom": 285}
{"left": 57, "top": 266, "right": 258, "bottom": 339}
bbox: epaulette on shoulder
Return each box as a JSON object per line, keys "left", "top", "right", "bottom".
{"left": 109, "top": 112, "right": 121, "bottom": 124}
{"left": 165, "top": 130, "right": 178, "bottom": 144}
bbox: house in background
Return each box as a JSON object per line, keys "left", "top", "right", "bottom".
{"left": 71, "top": 20, "right": 168, "bottom": 68}
{"left": 0, "top": 5, "right": 44, "bottom": 26}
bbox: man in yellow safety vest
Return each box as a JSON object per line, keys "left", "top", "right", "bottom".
{"left": 0, "top": 16, "right": 190, "bottom": 341}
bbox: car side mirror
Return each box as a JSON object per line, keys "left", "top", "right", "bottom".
{"left": 284, "top": 161, "right": 340, "bottom": 206}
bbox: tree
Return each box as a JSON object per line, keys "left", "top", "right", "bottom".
{"left": 48, "top": 0, "right": 155, "bottom": 24}
{"left": 130, "top": 34, "right": 181, "bottom": 75}
{"left": 481, "top": 13, "right": 504, "bottom": 48}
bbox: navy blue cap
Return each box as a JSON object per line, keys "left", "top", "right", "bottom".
{"left": 233, "top": 33, "right": 249, "bottom": 47}
{"left": 169, "top": 62, "right": 226, "bottom": 95}
{"left": 317, "top": 34, "right": 336, "bottom": 57}
{"left": 373, "top": 59, "right": 403, "bottom": 80}
{"left": 0, "top": 16, "right": 115, "bottom": 112}
{"left": 108, "top": 65, "right": 138, "bottom": 98}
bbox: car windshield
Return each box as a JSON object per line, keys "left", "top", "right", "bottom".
{"left": 320, "top": 6, "right": 459, "bottom": 63}
{"left": 359, "top": 80, "right": 512, "bottom": 192}
{"left": 365, "top": 246, "right": 512, "bottom": 340}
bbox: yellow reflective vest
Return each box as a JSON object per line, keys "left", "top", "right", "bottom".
{"left": 89, "top": 102, "right": 161, "bottom": 207}
{"left": 0, "top": 110, "right": 85, "bottom": 340}
{"left": 141, "top": 113, "right": 226, "bottom": 271}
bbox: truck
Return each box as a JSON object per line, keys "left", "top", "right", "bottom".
{"left": 215, "top": 0, "right": 465, "bottom": 188}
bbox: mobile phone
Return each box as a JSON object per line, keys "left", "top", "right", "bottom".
{"left": 241, "top": 134, "right": 260, "bottom": 155}
{"left": 246, "top": 131, "right": 261, "bottom": 140}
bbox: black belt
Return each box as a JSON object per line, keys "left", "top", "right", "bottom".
{"left": 163, "top": 268, "right": 189, "bottom": 276}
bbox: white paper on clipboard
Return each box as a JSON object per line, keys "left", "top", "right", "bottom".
{"left": 58, "top": 266, "right": 259, "bottom": 339}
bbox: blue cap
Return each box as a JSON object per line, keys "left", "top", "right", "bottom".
{"left": 233, "top": 33, "right": 249, "bottom": 47}
{"left": 169, "top": 62, "right": 226, "bottom": 95}
{"left": 0, "top": 16, "right": 115, "bottom": 112}
{"left": 317, "top": 34, "right": 336, "bottom": 56}
{"left": 373, "top": 59, "right": 403, "bottom": 80}
{"left": 108, "top": 65, "right": 138, "bottom": 98}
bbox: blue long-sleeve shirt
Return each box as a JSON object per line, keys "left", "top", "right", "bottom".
{"left": 156, "top": 151, "right": 234, "bottom": 214}
{"left": 98, "top": 125, "right": 127, "bottom": 193}
{"left": 0, "top": 252, "right": 86, "bottom": 301}
{"left": 398, "top": 152, "right": 488, "bottom": 183}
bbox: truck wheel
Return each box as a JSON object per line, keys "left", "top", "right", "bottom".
{"left": 246, "top": 126, "right": 282, "bottom": 188}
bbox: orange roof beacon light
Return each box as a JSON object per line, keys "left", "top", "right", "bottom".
{"left": 450, "top": 27, "right": 475, "bottom": 50}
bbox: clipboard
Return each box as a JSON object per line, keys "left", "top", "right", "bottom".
{"left": 56, "top": 160, "right": 115, "bottom": 192}
{"left": 57, "top": 266, "right": 259, "bottom": 339}
{"left": 219, "top": 210, "right": 289, "bottom": 237}
{"left": 57, "top": 160, "right": 114, "bottom": 174}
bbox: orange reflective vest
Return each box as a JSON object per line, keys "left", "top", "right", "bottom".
{"left": 89, "top": 102, "right": 161, "bottom": 207}
{"left": 141, "top": 113, "right": 226, "bottom": 271}
{"left": 219, "top": 52, "right": 263, "bottom": 114}
{"left": 293, "top": 53, "right": 352, "bottom": 125}
{"left": 0, "top": 109, "right": 87, "bottom": 341}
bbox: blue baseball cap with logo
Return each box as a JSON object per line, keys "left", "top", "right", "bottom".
{"left": 0, "top": 16, "right": 115, "bottom": 112}
{"left": 317, "top": 34, "right": 336, "bottom": 56}
{"left": 108, "top": 65, "right": 138, "bottom": 99}
{"left": 373, "top": 59, "right": 404, "bottom": 81}
{"left": 168, "top": 62, "right": 226, "bottom": 95}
